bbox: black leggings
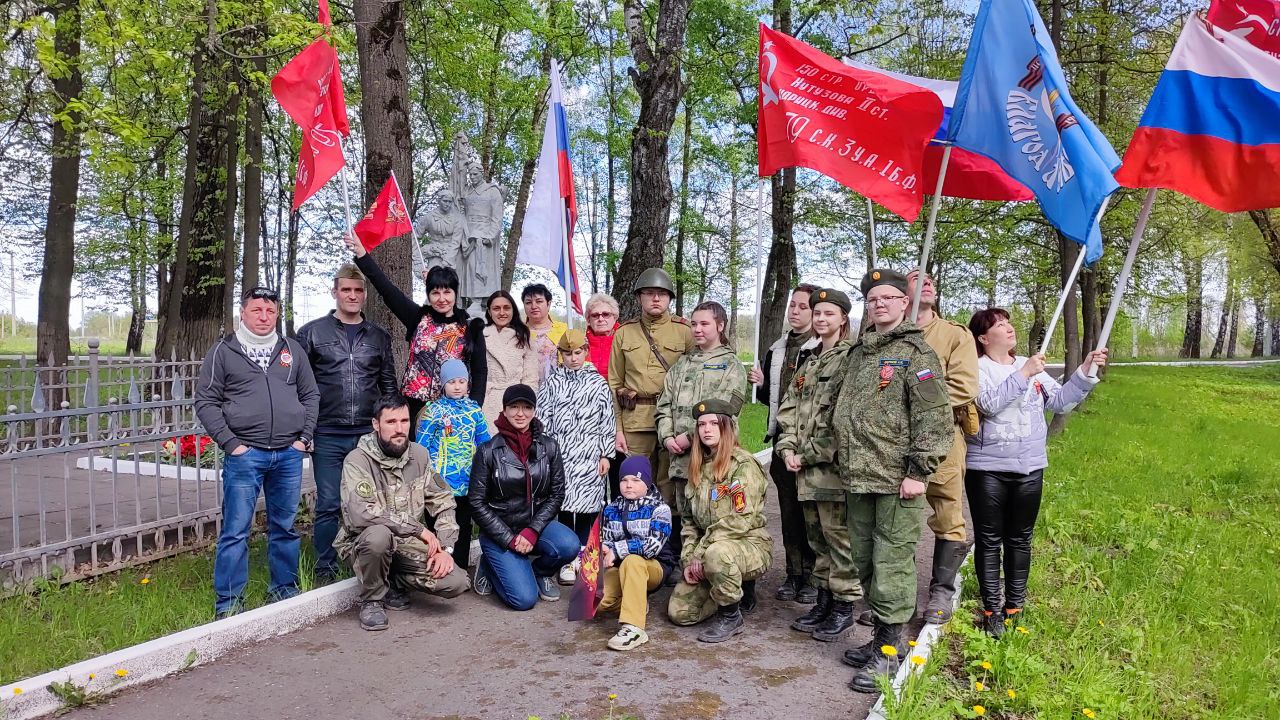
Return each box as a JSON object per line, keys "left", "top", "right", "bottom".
{"left": 558, "top": 511, "right": 597, "bottom": 546}
{"left": 964, "top": 468, "right": 1044, "bottom": 612}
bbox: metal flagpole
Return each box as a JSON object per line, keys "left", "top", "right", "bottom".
{"left": 1037, "top": 196, "right": 1112, "bottom": 357}
{"left": 866, "top": 196, "right": 878, "bottom": 270}
{"left": 337, "top": 138, "right": 357, "bottom": 241}
{"left": 1088, "top": 188, "right": 1156, "bottom": 378}
{"left": 563, "top": 203, "right": 575, "bottom": 330}
{"left": 910, "top": 144, "right": 953, "bottom": 321}
{"left": 751, "top": 179, "right": 766, "bottom": 404}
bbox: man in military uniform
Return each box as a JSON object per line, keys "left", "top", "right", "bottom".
{"left": 667, "top": 399, "right": 773, "bottom": 643}
{"left": 831, "top": 269, "right": 953, "bottom": 693}
{"left": 608, "top": 268, "right": 695, "bottom": 579}
{"left": 337, "top": 395, "right": 470, "bottom": 631}
{"left": 908, "top": 269, "right": 979, "bottom": 625}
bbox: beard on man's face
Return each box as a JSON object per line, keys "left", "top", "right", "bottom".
{"left": 377, "top": 433, "right": 409, "bottom": 458}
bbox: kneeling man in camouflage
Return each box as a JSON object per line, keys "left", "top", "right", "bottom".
{"left": 336, "top": 395, "right": 470, "bottom": 630}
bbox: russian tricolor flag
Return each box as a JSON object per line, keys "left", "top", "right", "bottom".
{"left": 519, "top": 58, "right": 583, "bottom": 315}
{"left": 844, "top": 60, "right": 1032, "bottom": 203}
{"left": 1116, "top": 15, "right": 1280, "bottom": 212}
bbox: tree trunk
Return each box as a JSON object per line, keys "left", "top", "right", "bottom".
{"left": 1058, "top": 235, "right": 1082, "bottom": 375}
{"left": 1029, "top": 280, "right": 1046, "bottom": 354}
{"left": 1248, "top": 209, "right": 1280, "bottom": 279}
{"left": 1226, "top": 281, "right": 1242, "bottom": 358}
{"left": 36, "top": 0, "right": 84, "bottom": 372}
{"left": 1210, "top": 268, "right": 1233, "bottom": 358}
{"left": 586, "top": 167, "right": 601, "bottom": 293}
{"left": 605, "top": 20, "right": 619, "bottom": 292}
{"left": 221, "top": 83, "right": 241, "bottom": 333}
{"left": 1252, "top": 294, "right": 1266, "bottom": 357}
{"left": 285, "top": 209, "right": 299, "bottom": 335}
{"left": 1270, "top": 313, "right": 1279, "bottom": 357}
{"left": 727, "top": 172, "right": 741, "bottom": 346}
{"left": 1081, "top": 269, "right": 1100, "bottom": 356}
{"left": 755, "top": 0, "right": 796, "bottom": 360}
{"left": 355, "top": 0, "right": 415, "bottom": 366}
{"left": 673, "top": 106, "right": 693, "bottom": 317}
{"left": 242, "top": 51, "right": 265, "bottom": 290}
{"left": 1180, "top": 254, "right": 1203, "bottom": 358}
{"left": 613, "top": 0, "right": 693, "bottom": 320}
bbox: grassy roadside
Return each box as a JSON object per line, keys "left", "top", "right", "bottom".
{"left": 888, "top": 365, "right": 1280, "bottom": 720}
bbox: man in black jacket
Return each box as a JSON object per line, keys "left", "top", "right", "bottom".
{"left": 295, "top": 263, "right": 399, "bottom": 582}
{"left": 195, "top": 287, "right": 319, "bottom": 619}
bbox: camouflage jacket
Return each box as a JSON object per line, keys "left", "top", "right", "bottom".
{"left": 655, "top": 344, "right": 747, "bottom": 480}
{"left": 677, "top": 446, "right": 773, "bottom": 567}
{"left": 334, "top": 433, "right": 460, "bottom": 555}
{"left": 832, "top": 321, "right": 953, "bottom": 494}
{"left": 775, "top": 336, "right": 854, "bottom": 502}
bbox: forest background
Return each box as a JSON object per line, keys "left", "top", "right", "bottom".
{"left": 2, "top": 0, "right": 1279, "bottom": 375}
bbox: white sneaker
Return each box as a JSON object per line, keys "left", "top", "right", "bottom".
{"left": 558, "top": 558, "right": 579, "bottom": 586}
{"left": 607, "top": 623, "right": 649, "bottom": 651}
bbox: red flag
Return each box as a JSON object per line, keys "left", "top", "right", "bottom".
{"left": 354, "top": 174, "right": 413, "bottom": 252}
{"left": 1208, "top": 0, "right": 1280, "bottom": 58}
{"left": 271, "top": 38, "right": 350, "bottom": 210}
{"left": 758, "top": 25, "right": 943, "bottom": 221}
{"left": 566, "top": 514, "right": 604, "bottom": 621}
{"left": 318, "top": 0, "right": 332, "bottom": 26}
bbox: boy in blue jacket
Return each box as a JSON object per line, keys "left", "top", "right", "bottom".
{"left": 416, "top": 359, "right": 491, "bottom": 570}
{"left": 597, "top": 456, "right": 672, "bottom": 651}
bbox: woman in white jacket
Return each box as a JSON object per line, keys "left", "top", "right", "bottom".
{"left": 965, "top": 308, "right": 1107, "bottom": 638}
{"left": 481, "top": 290, "right": 541, "bottom": 423}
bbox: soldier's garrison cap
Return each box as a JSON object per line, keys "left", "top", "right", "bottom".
{"left": 692, "top": 398, "right": 737, "bottom": 419}
{"left": 811, "top": 288, "right": 852, "bottom": 314}
{"left": 859, "top": 268, "right": 909, "bottom": 296}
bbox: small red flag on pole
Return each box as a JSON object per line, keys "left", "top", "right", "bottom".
{"left": 354, "top": 173, "right": 414, "bottom": 252}
{"left": 270, "top": 35, "right": 350, "bottom": 211}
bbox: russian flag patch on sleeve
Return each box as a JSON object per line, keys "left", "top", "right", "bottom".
{"left": 916, "top": 368, "right": 935, "bottom": 382}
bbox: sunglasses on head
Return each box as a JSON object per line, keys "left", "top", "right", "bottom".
{"left": 244, "top": 287, "right": 280, "bottom": 302}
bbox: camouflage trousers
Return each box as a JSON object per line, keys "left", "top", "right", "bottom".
{"left": 803, "top": 500, "right": 862, "bottom": 602}
{"left": 667, "top": 538, "right": 771, "bottom": 625}
{"left": 846, "top": 491, "right": 924, "bottom": 625}
{"left": 341, "top": 525, "right": 470, "bottom": 603}
{"left": 926, "top": 427, "right": 968, "bottom": 541}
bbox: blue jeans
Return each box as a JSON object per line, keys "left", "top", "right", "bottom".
{"left": 311, "top": 433, "right": 362, "bottom": 576}
{"left": 478, "top": 520, "right": 580, "bottom": 611}
{"left": 214, "top": 446, "right": 304, "bottom": 614}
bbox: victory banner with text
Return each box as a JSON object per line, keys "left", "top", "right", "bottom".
{"left": 757, "top": 24, "right": 944, "bottom": 221}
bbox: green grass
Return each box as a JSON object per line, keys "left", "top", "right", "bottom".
{"left": 0, "top": 540, "right": 328, "bottom": 685}
{"left": 891, "top": 364, "right": 1280, "bottom": 720}
{"left": 739, "top": 401, "right": 767, "bottom": 453}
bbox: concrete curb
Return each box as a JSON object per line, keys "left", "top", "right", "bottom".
{"left": 866, "top": 552, "right": 972, "bottom": 720}
{"left": 1, "top": 579, "right": 361, "bottom": 719}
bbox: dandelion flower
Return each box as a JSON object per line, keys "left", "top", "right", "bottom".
{"left": 88, "top": 674, "right": 95, "bottom": 680}
{"left": 910, "top": 655, "right": 926, "bottom": 666}
{"left": 115, "top": 669, "right": 128, "bottom": 678}
{"left": 608, "top": 694, "right": 617, "bottom": 701}
{"left": 975, "top": 681, "right": 985, "bottom": 691}
{"left": 880, "top": 644, "right": 898, "bottom": 657}
{"left": 1008, "top": 689, "right": 1017, "bottom": 699}
{"left": 1097, "top": 619, "right": 1104, "bottom": 626}
{"left": 140, "top": 577, "right": 150, "bottom": 585}
{"left": 12, "top": 687, "right": 21, "bottom": 695}
{"left": 980, "top": 661, "right": 992, "bottom": 670}
{"left": 1016, "top": 626, "right": 1029, "bottom": 634}
{"left": 973, "top": 705, "right": 986, "bottom": 716}
{"left": 908, "top": 640, "right": 918, "bottom": 647}
{"left": 1082, "top": 710, "right": 1096, "bottom": 719}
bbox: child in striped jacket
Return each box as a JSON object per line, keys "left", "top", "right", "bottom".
{"left": 597, "top": 456, "right": 672, "bottom": 651}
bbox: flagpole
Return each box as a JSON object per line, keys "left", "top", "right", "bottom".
{"left": 563, "top": 204, "right": 575, "bottom": 330}
{"left": 752, "top": 179, "right": 766, "bottom": 404}
{"left": 1088, "top": 187, "right": 1156, "bottom": 378}
{"left": 866, "top": 196, "right": 877, "bottom": 270}
{"left": 1037, "top": 195, "right": 1111, "bottom": 358}
{"left": 910, "top": 144, "right": 952, "bottom": 321}
{"left": 337, "top": 138, "right": 356, "bottom": 241}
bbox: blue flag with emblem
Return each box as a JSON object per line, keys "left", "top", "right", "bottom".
{"left": 947, "top": 0, "right": 1119, "bottom": 263}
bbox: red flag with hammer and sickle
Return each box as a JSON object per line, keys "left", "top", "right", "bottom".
{"left": 353, "top": 173, "right": 414, "bottom": 252}
{"left": 271, "top": 33, "right": 350, "bottom": 210}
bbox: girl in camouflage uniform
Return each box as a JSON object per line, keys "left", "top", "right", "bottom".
{"left": 667, "top": 399, "right": 772, "bottom": 643}
{"left": 776, "top": 288, "right": 862, "bottom": 643}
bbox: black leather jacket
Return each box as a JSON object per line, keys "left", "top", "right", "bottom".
{"left": 294, "top": 311, "right": 399, "bottom": 434}
{"left": 468, "top": 421, "right": 565, "bottom": 548}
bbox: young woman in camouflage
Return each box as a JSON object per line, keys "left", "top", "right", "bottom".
{"left": 775, "top": 288, "right": 862, "bottom": 643}
{"left": 667, "top": 399, "right": 772, "bottom": 644}
{"left": 654, "top": 301, "right": 748, "bottom": 562}
{"left": 832, "top": 269, "right": 953, "bottom": 694}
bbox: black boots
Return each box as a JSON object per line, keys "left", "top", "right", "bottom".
{"left": 796, "top": 581, "right": 818, "bottom": 604}
{"left": 776, "top": 575, "right": 802, "bottom": 601}
{"left": 923, "top": 539, "right": 970, "bottom": 624}
{"left": 811, "top": 601, "right": 855, "bottom": 642}
{"left": 846, "top": 621, "right": 905, "bottom": 693}
{"left": 791, "top": 588, "right": 832, "bottom": 632}
{"left": 696, "top": 601, "right": 745, "bottom": 643}
{"left": 740, "top": 580, "right": 758, "bottom": 614}
{"left": 980, "top": 609, "right": 1005, "bottom": 639}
